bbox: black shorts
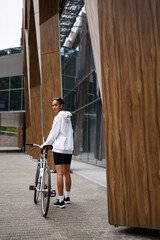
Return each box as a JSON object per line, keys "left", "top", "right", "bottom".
{"left": 53, "top": 152, "right": 72, "bottom": 165}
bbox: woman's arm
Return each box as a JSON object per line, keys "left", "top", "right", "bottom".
{"left": 43, "top": 117, "right": 61, "bottom": 146}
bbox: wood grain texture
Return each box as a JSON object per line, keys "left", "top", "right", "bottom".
{"left": 29, "top": 1, "right": 41, "bottom": 91}
{"left": 23, "top": 36, "right": 31, "bottom": 129}
{"left": 23, "top": 0, "right": 61, "bottom": 168}
{"left": 23, "top": 4, "right": 32, "bottom": 150}
{"left": 98, "top": 0, "right": 160, "bottom": 229}
{"left": 17, "top": 127, "right": 22, "bottom": 149}
{"left": 29, "top": 0, "right": 42, "bottom": 158}
{"left": 39, "top": 0, "right": 58, "bottom": 24}
{"left": 33, "top": 0, "right": 42, "bottom": 82}
{"left": 26, "top": 0, "right": 31, "bottom": 30}
{"left": 41, "top": 52, "right": 61, "bottom": 169}
{"left": 40, "top": 0, "right": 61, "bottom": 169}
{"left": 84, "top": 0, "right": 103, "bottom": 99}
{"left": 24, "top": 0, "right": 42, "bottom": 158}
{"left": 39, "top": 0, "right": 59, "bottom": 54}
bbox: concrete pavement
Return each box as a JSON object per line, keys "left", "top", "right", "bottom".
{"left": 71, "top": 160, "right": 107, "bottom": 188}
{"left": 0, "top": 151, "right": 159, "bottom": 240}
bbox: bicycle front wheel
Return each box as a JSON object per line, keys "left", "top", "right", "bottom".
{"left": 34, "top": 163, "right": 40, "bottom": 204}
{"left": 41, "top": 166, "right": 51, "bottom": 217}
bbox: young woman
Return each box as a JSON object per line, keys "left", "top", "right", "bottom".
{"left": 42, "top": 98, "right": 73, "bottom": 208}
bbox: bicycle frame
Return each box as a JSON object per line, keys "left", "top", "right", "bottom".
{"left": 27, "top": 143, "right": 56, "bottom": 217}
{"left": 39, "top": 149, "right": 47, "bottom": 192}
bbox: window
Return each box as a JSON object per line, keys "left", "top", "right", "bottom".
{"left": 60, "top": 2, "right": 105, "bottom": 166}
{"left": 0, "top": 75, "right": 24, "bottom": 111}
{"left": 10, "top": 90, "right": 21, "bottom": 110}
{"left": 0, "top": 91, "right": 9, "bottom": 111}
{"left": 11, "top": 76, "right": 22, "bottom": 89}
{"left": 0, "top": 77, "right": 9, "bottom": 90}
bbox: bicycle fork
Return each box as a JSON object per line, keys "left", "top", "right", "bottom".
{"left": 29, "top": 168, "right": 56, "bottom": 197}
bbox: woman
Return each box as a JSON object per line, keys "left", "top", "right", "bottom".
{"left": 42, "top": 98, "right": 73, "bottom": 208}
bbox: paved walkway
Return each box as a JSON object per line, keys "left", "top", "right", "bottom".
{"left": 71, "top": 160, "right": 107, "bottom": 188}
{"left": 0, "top": 151, "right": 159, "bottom": 240}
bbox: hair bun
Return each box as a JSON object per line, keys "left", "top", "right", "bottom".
{"left": 52, "top": 98, "right": 64, "bottom": 105}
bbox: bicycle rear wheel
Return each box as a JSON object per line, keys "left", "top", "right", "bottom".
{"left": 34, "top": 163, "right": 40, "bottom": 204}
{"left": 41, "top": 165, "right": 51, "bottom": 217}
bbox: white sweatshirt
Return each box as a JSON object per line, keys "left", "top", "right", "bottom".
{"left": 43, "top": 111, "right": 73, "bottom": 154}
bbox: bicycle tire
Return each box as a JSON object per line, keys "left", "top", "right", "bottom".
{"left": 34, "top": 163, "right": 40, "bottom": 204}
{"left": 41, "top": 165, "right": 51, "bottom": 217}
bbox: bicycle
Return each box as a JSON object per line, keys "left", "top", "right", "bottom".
{"left": 26, "top": 143, "right": 56, "bottom": 217}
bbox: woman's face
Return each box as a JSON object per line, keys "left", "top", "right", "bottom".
{"left": 52, "top": 100, "right": 63, "bottom": 114}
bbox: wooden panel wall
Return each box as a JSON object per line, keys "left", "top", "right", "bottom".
{"left": 23, "top": 1, "right": 33, "bottom": 149}
{"left": 84, "top": 0, "right": 102, "bottom": 99}
{"left": 23, "top": 0, "right": 31, "bottom": 144}
{"left": 17, "top": 127, "right": 22, "bottom": 149}
{"left": 98, "top": 0, "right": 160, "bottom": 229}
{"left": 39, "top": 0, "right": 61, "bottom": 169}
{"left": 23, "top": 0, "right": 61, "bottom": 168}
{"left": 23, "top": 36, "right": 32, "bottom": 144}
{"left": 23, "top": 0, "right": 42, "bottom": 158}
{"left": 29, "top": 0, "right": 42, "bottom": 158}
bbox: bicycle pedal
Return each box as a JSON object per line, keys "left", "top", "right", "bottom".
{"left": 50, "top": 189, "right": 56, "bottom": 197}
{"left": 29, "top": 185, "right": 36, "bottom": 191}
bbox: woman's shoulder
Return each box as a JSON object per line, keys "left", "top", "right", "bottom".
{"left": 58, "top": 111, "right": 72, "bottom": 117}
{"left": 55, "top": 111, "right": 72, "bottom": 123}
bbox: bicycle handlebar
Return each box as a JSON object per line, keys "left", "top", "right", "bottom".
{"left": 26, "top": 143, "right": 53, "bottom": 150}
{"left": 26, "top": 143, "right": 41, "bottom": 148}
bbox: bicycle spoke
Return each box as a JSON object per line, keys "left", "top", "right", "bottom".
{"left": 27, "top": 144, "right": 53, "bottom": 217}
{"left": 41, "top": 166, "right": 51, "bottom": 217}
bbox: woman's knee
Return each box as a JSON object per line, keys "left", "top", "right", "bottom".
{"left": 56, "top": 165, "right": 64, "bottom": 176}
{"left": 64, "top": 164, "right": 70, "bottom": 175}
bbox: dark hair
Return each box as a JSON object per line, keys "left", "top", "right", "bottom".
{"left": 52, "top": 98, "right": 64, "bottom": 105}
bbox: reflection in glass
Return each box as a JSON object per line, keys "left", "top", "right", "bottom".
{"left": 11, "top": 76, "right": 22, "bottom": 89}
{"left": 0, "top": 47, "right": 23, "bottom": 56}
{"left": 10, "top": 90, "right": 21, "bottom": 111}
{"left": 11, "top": 47, "right": 23, "bottom": 54}
{"left": 73, "top": 100, "right": 105, "bottom": 163}
{"left": 61, "top": 49, "right": 77, "bottom": 76}
{"left": 0, "top": 49, "right": 10, "bottom": 56}
{"left": 0, "top": 76, "right": 24, "bottom": 111}
{"left": 0, "top": 77, "right": 9, "bottom": 90}
{"left": 22, "top": 89, "right": 25, "bottom": 110}
{"left": 60, "top": 3, "right": 105, "bottom": 166}
{"left": 0, "top": 91, "right": 9, "bottom": 111}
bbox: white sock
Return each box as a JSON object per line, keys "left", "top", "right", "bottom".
{"left": 58, "top": 195, "right": 64, "bottom": 203}
{"left": 65, "top": 191, "right": 70, "bottom": 198}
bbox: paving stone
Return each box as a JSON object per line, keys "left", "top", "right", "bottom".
{"left": 0, "top": 152, "right": 159, "bottom": 240}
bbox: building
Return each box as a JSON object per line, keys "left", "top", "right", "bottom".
{"left": 0, "top": 47, "right": 24, "bottom": 149}
{"left": 22, "top": 0, "right": 160, "bottom": 230}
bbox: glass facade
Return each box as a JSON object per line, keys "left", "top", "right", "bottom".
{"left": 60, "top": 2, "right": 106, "bottom": 166}
{"left": 0, "top": 47, "right": 24, "bottom": 112}
{"left": 0, "top": 47, "right": 23, "bottom": 56}
{"left": 0, "top": 75, "right": 24, "bottom": 111}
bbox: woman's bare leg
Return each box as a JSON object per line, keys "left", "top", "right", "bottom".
{"left": 64, "top": 164, "right": 71, "bottom": 192}
{"left": 55, "top": 165, "right": 64, "bottom": 196}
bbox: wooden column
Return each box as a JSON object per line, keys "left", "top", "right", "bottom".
{"left": 29, "top": 0, "right": 42, "bottom": 149}
{"left": 97, "top": 0, "right": 160, "bottom": 229}
{"left": 23, "top": 0, "right": 32, "bottom": 146}
{"left": 23, "top": 0, "right": 61, "bottom": 167}
{"left": 23, "top": 0, "right": 42, "bottom": 158}
{"left": 17, "top": 127, "right": 22, "bottom": 149}
{"left": 39, "top": 0, "right": 61, "bottom": 169}
{"left": 23, "top": 34, "right": 32, "bottom": 146}
{"left": 84, "top": 0, "right": 102, "bottom": 99}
